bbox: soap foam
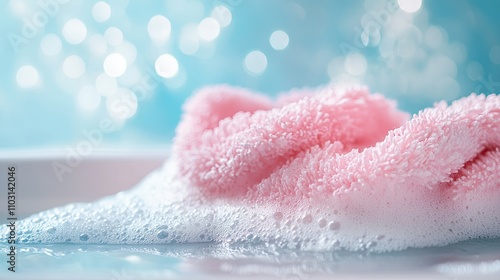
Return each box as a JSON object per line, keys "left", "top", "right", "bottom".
{"left": 5, "top": 155, "right": 500, "bottom": 252}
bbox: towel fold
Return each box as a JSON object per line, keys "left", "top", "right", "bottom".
{"left": 174, "top": 85, "right": 500, "bottom": 203}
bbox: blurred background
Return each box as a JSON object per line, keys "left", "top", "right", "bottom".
{"left": 0, "top": 0, "right": 499, "bottom": 150}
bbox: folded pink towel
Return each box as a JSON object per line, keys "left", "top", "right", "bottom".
{"left": 173, "top": 85, "right": 500, "bottom": 250}
{"left": 174, "top": 85, "right": 499, "bottom": 201}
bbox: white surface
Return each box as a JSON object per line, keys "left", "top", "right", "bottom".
{"left": 0, "top": 149, "right": 168, "bottom": 219}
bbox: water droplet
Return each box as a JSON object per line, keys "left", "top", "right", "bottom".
{"left": 318, "top": 218, "right": 327, "bottom": 228}
{"left": 157, "top": 230, "right": 169, "bottom": 239}
{"left": 329, "top": 221, "right": 341, "bottom": 231}
{"left": 79, "top": 234, "right": 89, "bottom": 241}
{"left": 273, "top": 212, "right": 283, "bottom": 221}
{"left": 303, "top": 214, "right": 313, "bottom": 224}
{"left": 46, "top": 227, "right": 56, "bottom": 234}
{"left": 367, "top": 241, "right": 377, "bottom": 249}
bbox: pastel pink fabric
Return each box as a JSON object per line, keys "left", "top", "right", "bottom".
{"left": 173, "top": 85, "right": 500, "bottom": 203}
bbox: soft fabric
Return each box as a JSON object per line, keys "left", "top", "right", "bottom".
{"left": 174, "top": 85, "right": 500, "bottom": 203}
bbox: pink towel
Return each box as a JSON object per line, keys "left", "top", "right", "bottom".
{"left": 172, "top": 85, "right": 500, "bottom": 250}
{"left": 174, "top": 85, "right": 500, "bottom": 202}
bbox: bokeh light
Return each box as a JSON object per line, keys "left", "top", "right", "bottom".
{"left": 40, "top": 34, "right": 62, "bottom": 56}
{"left": 16, "top": 65, "right": 39, "bottom": 88}
{"left": 104, "top": 27, "right": 123, "bottom": 46}
{"left": 92, "top": 1, "right": 111, "bottom": 23}
{"left": 244, "top": 51, "right": 268, "bottom": 76}
{"left": 147, "top": 15, "right": 171, "bottom": 43}
{"left": 103, "top": 53, "right": 127, "bottom": 77}
{"left": 155, "top": 54, "right": 179, "bottom": 78}
{"left": 270, "top": 30, "right": 289, "bottom": 51}
{"left": 211, "top": 6, "right": 232, "bottom": 27}
{"left": 62, "top": 55, "right": 86, "bottom": 79}
{"left": 179, "top": 24, "right": 200, "bottom": 55}
{"left": 198, "top": 17, "right": 220, "bottom": 41}
{"left": 62, "top": 18, "right": 87, "bottom": 45}
{"left": 344, "top": 53, "right": 367, "bottom": 76}
{"left": 95, "top": 73, "right": 118, "bottom": 96}
{"left": 398, "top": 0, "right": 423, "bottom": 13}
{"left": 77, "top": 85, "right": 101, "bottom": 111}
{"left": 88, "top": 34, "right": 108, "bottom": 55}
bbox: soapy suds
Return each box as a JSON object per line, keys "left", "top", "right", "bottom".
{"left": 3, "top": 85, "right": 500, "bottom": 252}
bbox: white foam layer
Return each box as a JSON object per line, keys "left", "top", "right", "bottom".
{"left": 4, "top": 158, "right": 500, "bottom": 252}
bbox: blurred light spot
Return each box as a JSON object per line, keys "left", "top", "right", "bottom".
{"left": 62, "top": 18, "right": 87, "bottom": 45}
{"left": 16, "top": 65, "right": 39, "bottom": 88}
{"left": 198, "top": 17, "right": 220, "bottom": 41}
{"left": 211, "top": 6, "right": 232, "bottom": 27}
{"left": 106, "top": 88, "right": 138, "bottom": 120}
{"left": 155, "top": 54, "right": 179, "bottom": 78}
{"left": 40, "top": 34, "right": 62, "bottom": 56}
{"left": 88, "top": 34, "right": 107, "bottom": 55}
{"left": 124, "top": 255, "right": 141, "bottom": 264}
{"left": 490, "top": 45, "right": 500, "bottom": 64}
{"left": 397, "top": 0, "right": 422, "bottom": 13}
{"left": 327, "top": 57, "right": 345, "bottom": 79}
{"left": 63, "top": 55, "right": 85, "bottom": 79}
{"left": 95, "top": 73, "right": 117, "bottom": 96}
{"left": 92, "top": 1, "right": 111, "bottom": 23}
{"left": 147, "top": 15, "right": 171, "bottom": 42}
{"left": 179, "top": 24, "right": 200, "bottom": 55}
{"left": 466, "top": 61, "right": 484, "bottom": 81}
{"left": 424, "top": 26, "right": 443, "bottom": 49}
{"left": 77, "top": 85, "right": 101, "bottom": 111}
{"left": 115, "top": 41, "right": 137, "bottom": 65}
{"left": 244, "top": 51, "right": 267, "bottom": 75}
{"left": 344, "top": 53, "right": 367, "bottom": 76}
{"left": 103, "top": 53, "right": 127, "bottom": 77}
{"left": 270, "top": 30, "right": 289, "bottom": 50}
{"left": 9, "top": 0, "right": 29, "bottom": 16}
{"left": 435, "top": 77, "right": 460, "bottom": 100}
{"left": 105, "top": 27, "right": 123, "bottom": 46}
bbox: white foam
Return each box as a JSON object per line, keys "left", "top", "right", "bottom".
{"left": 6, "top": 157, "right": 500, "bottom": 252}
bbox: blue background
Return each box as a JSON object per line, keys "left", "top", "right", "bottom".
{"left": 0, "top": 0, "right": 499, "bottom": 149}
